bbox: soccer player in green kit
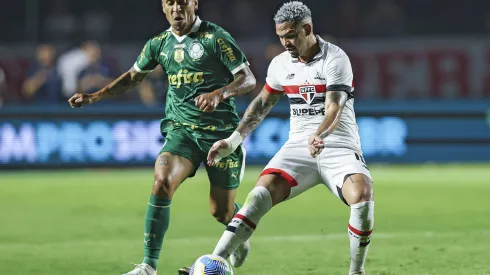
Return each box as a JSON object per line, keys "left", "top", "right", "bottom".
{"left": 68, "top": 1, "right": 256, "bottom": 274}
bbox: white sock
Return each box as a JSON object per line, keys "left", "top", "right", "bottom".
{"left": 212, "top": 186, "right": 272, "bottom": 258}
{"left": 348, "top": 201, "right": 374, "bottom": 274}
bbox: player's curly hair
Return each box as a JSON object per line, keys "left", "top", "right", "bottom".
{"left": 273, "top": 1, "right": 312, "bottom": 24}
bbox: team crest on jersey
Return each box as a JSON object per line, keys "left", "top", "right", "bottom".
{"left": 299, "top": 86, "right": 317, "bottom": 105}
{"left": 188, "top": 42, "right": 205, "bottom": 60}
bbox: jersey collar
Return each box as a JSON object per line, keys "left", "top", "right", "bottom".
{"left": 291, "top": 35, "right": 326, "bottom": 64}
{"left": 167, "top": 16, "right": 202, "bottom": 42}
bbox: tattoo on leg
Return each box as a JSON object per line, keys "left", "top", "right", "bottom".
{"left": 158, "top": 155, "right": 171, "bottom": 166}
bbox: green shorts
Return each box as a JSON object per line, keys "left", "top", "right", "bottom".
{"left": 159, "top": 125, "right": 245, "bottom": 190}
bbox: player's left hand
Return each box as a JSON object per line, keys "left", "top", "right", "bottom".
{"left": 207, "top": 139, "right": 232, "bottom": 166}
{"left": 308, "top": 135, "right": 324, "bottom": 158}
{"left": 195, "top": 90, "right": 224, "bottom": 112}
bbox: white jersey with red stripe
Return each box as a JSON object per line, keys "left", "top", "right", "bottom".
{"left": 265, "top": 37, "right": 361, "bottom": 152}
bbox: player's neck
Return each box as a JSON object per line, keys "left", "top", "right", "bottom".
{"left": 172, "top": 15, "right": 197, "bottom": 37}
{"left": 298, "top": 36, "right": 320, "bottom": 63}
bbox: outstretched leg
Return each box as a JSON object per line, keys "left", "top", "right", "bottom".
{"left": 212, "top": 174, "right": 291, "bottom": 259}
{"left": 342, "top": 174, "right": 374, "bottom": 275}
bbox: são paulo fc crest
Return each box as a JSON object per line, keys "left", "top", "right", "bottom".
{"left": 299, "top": 86, "right": 317, "bottom": 105}
{"left": 188, "top": 42, "right": 205, "bottom": 60}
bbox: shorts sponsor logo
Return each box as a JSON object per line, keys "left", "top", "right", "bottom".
{"left": 213, "top": 159, "right": 239, "bottom": 170}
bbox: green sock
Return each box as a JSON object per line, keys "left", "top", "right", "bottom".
{"left": 142, "top": 194, "right": 171, "bottom": 270}
{"left": 220, "top": 202, "right": 242, "bottom": 226}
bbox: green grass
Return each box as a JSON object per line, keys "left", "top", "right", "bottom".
{"left": 1, "top": 164, "right": 490, "bottom": 275}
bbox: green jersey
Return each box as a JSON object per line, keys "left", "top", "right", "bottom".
{"left": 134, "top": 17, "right": 249, "bottom": 135}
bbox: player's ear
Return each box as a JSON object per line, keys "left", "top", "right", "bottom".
{"left": 303, "top": 23, "right": 312, "bottom": 36}
{"left": 161, "top": 0, "right": 166, "bottom": 14}
{"left": 194, "top": 0, "right": 199, "bottom": 11}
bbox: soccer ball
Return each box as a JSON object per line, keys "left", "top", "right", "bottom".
{"left": 189, "top": 254, "right": 234, "bottom": 275}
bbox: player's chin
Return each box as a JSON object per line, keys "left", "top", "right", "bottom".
{"left": 171, "top": 21, "right": 185, "bottom": 30}
{"left": 288, "top": 51, "right": 299, "bottom": 58}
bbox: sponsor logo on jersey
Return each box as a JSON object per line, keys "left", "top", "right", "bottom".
{"left": 213, "top": 159, "right": 239, "bottom": 170}
{"left": 167, "top": 69, "right": 204, "bottom": 88}
{"left": 299, "top": 86, "right": 317, "bottom": 105}
{"left": 199, "top": 32, "right": 214, "bottom": 39}
{"left": 153, "top": 32, "right": 170, "bottom": 41}
{"left": 291, "top": 107, "right": 325, "bottom": 116}
{"left": 314, "top": 71, "right": 326, "bottom": 81}
{"left": 160, "top": 51, "right": 169, "bottom": 59}
{"left": 217, "top": 38, "right": 236, "bottom": 62}
{"left": 188, "top": 42, "right": 205, "bottom": 60}
{"left": 139, "top": 44, "right": 148, "bottom": 63}
{"left": 286, "top": 73, "right": 295, "bottom": 80}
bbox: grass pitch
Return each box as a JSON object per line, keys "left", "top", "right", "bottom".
{"left": 1, "top": 164, "right": 489, "bottom": 275}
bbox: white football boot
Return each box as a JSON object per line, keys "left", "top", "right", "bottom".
{"left": 229, "top": 239, "right": 250, "bottom": 268}
{"left": 122, "top": 264, "right": 156, "bottom": 275}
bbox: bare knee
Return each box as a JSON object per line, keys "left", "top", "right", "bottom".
{"left": 152, "top": 176, "right": 177, "bottom": 199}
{"left": 210, "top": 206, "right": 234, "bottom": 224}
{"left": 256, "top": 174, "right": 291, "bottom": 206}
{"left": 342, "top": 174, "right": 373, "bottom": 205}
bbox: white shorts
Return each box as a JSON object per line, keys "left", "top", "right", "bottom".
{"left": 260, "top": 139, "right": 372, "bottom": 203}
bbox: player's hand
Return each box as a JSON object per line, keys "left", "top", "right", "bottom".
{"left": 308, "top": 135, "right": 325, "bottom": 158}
{"left": 207, "top": 139, "right": 232, "bottom": 166}
{"left": 195, "top": 90, "right": 224, "bottom": 112}
{"left": 68, "top": 93, "right": 97, "bottom": 108}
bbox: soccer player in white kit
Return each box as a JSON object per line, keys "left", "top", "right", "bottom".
{"left": 206, "top": 2, "right": 375, "bottom": 275}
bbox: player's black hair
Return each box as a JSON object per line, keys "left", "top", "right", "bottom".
{"left": 273, "top": 1, "right": 312, "bottom": 25}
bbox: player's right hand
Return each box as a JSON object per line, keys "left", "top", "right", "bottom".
{"left": 308, "top": 135, "right": 325, "bottom": 158}
{"left": 68, "top": 93, "right": 97, "bottom": 108}
{"left": 207, "top": 139, "right": 232, "bottom": 166}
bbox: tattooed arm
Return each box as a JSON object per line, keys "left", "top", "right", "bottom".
{"left": 195, "top": 66, "right": 256, "bottom": 112}
{"left": 221, "top": 66, "right": 257, "bottom": 99}
{"left": 235, "top": 87, "right": 281, "bottom": 138}
{"left": 207, "top": 86, "right": 282, "bottom": 164}
{"left": 68, "top": 67, "right": 149, "bottom": 108}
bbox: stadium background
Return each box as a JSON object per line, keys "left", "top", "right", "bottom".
{"left": 1, "top": 0, "right": 489, "bottom": 274}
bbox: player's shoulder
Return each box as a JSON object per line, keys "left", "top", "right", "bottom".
{"left": 148, "top": 30, "right": 171, "bottom": 46}
{"left": 269, "top": 51, "right": 290, "bottom": 67}
{"left": 200, "top": 21, "right": 233, "bottom": 38}
{"left": 321, "top": 40, "right": 349, "bottom": 62}
{"left": 150, "top": 29, "right": 172, "bottom": 42}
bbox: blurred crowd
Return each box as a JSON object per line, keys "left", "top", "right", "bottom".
{"left": 3, "top": 0, "right": 489, "bottom": 43}
{"left": 0, "top": 41, "right": 168, "bottom": 107}
{"left": 1, "top": 0, "right": 490, "bottom": 107}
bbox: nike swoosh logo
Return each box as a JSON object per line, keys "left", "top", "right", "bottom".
{"left": 160, "top": 52, "right": 168, "bottom": 59}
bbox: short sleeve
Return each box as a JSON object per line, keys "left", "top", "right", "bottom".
{"left": 325, "top": 48, "right": 354, "bottom": 91}
{"left": 133, "top": 39, "right": 158, "bottom": 73}
{"left": 214, "top": 30, "right": 250, "bottom": 75}
{"left": 264, "top": 57, "right": 284, "bottom": 95}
